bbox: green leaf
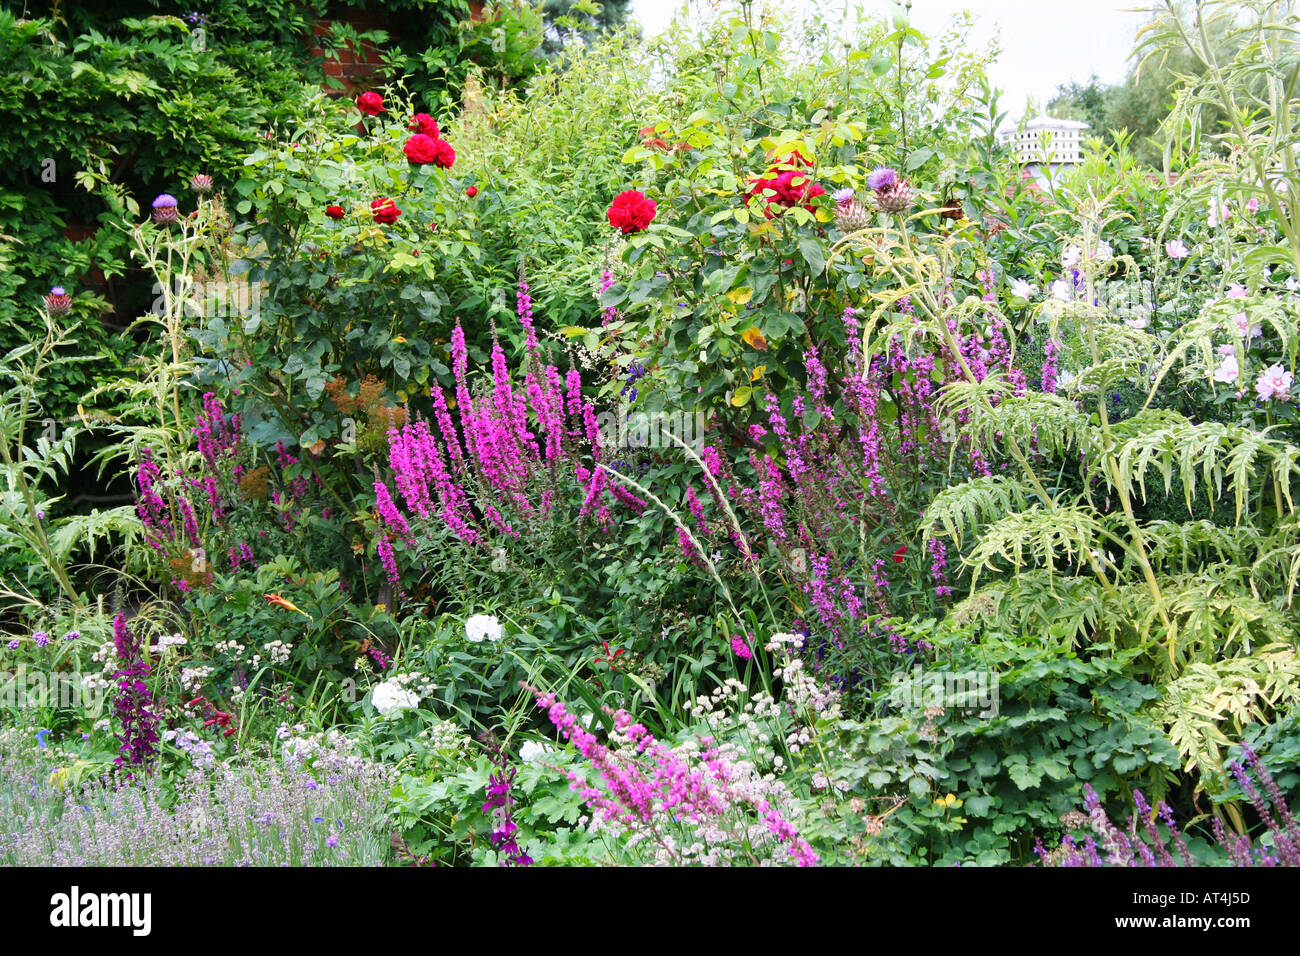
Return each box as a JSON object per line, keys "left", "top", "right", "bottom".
{"left": 798, "top": 236, "right": 826, "bottom": 275}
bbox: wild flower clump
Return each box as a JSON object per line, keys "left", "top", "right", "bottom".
{"left": 525, "top": 682, "right": 819, "bottom": 866}
{"left": 1036, "top": 747, "right": 1298, "bottom": 867}
{"left": 675, "top": 306, "right": 971, "bottom": 651}
{"left": 372, "top": 270, "right": 644, "bottom": 585}
{"left": 132, "top": 390, "right": 331, "bottom": 588}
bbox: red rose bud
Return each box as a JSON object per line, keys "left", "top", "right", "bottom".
{"left": 189, "top": 173, "right": 213, "bottom": 194}
{"left": 465, "top": 185, "right": 478, "bottom": 198}
{"left": 408, "top": 112, "right": 440, "bottom": 137}
{"left": 325, "top": 204, "right": 345, "bottom": 220}
{"left": 357, "top": 91, "right": 385, "bottom": 116}
{"left": 371, "top": 197, "right": 401, "bottom": 224}
{"left": 606, "top": 189, "right": 657, "bottom": 234}
{"left": 44, "top": 286, "right": 72, "bottom": 316}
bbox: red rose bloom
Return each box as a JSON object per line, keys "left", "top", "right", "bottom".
{"left": 893, "top": 545, "right": 907, "bottom": 563}
{"left": 408, "top": 113, "right": 440, "bottom": 137}
{"left": 746, "top": 167, "right": 826, "bottom": 217}
{"left": 465, "top": 185, "right": 478, "bottom": 198}
{"left": 356, "top": 92, "right": 385, "bottom": 116}
{"left": 325, "top": 204, "right": 345, "bottom": 220}
{"left": 606, "top": 189, "right": 657, "bottom": 234}
{"left": 371, "top": 197, "right": 401, "bottom": 224}
{"left": 431, "top": 137, "right": 455, "bottom": 169}
{"left": 403, "top": 134, "right": 440, "bottom": 165}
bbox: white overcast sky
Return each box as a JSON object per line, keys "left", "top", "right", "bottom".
{"left": 630, "top": 0, "right": 1146, "bottom": 114}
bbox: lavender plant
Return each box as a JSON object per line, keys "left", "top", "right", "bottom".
{"left": 1036, "top": 746, "right": 1298, "bottom": 866}
{"left": 0, "top": 733, "right": 394, "bottom": 866}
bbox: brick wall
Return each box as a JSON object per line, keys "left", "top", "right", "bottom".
{"left": 307, "top": 2, "right": 487, "bottom": 93}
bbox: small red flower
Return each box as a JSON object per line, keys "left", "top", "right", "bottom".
{"left": 594, "top": 641, "right": 626, "bottom": 666}
{"left": 408, "top": 112, "right": 440, "bottom": 137}
{"left": 356, "top": 91, "right": 385, "bottom": 116}
{"left": 465, "top": 185, "right": 478, "bottom": 198}
{"left": 607, "top": 189, "right": 657, "bottom": 234}
{"left": 325, "top": 204, "right": 345, "bottom": 220}
{"left": 371, "top": 197, "right": 401, "bottom": 224}
{"left": 893, "top": 545, "right": 907, "bottom": 563}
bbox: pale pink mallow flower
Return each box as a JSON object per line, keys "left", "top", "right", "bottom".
{"left": 1229, "top": 311, "right": 1261, "bottom": 338}
{"left": 1213, "top": 353, "right": 1240, "bottom": 384}
{"left": 1255, "top": 364, "right": 1293, "bottom": 401}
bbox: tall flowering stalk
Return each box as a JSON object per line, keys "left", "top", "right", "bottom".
{"left": 111, "top": 614, "right": 160, "bottom": 773}
{"left": 482, "top": 760, "right": 532, "bottom": 866}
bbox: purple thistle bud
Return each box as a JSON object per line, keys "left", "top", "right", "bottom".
{"left": 867, "top": 166, "right": 898, "bottom": 191}
{"left": 189, "top": 173, "right": 213, "bottom": 194}
{"left": 152, "top": 194, "right": 179, "bottom": 225}
{"left": 44, "top": 287, "right": 73, "bottom": 316}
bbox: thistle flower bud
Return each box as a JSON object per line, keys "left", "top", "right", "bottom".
{"left": 152, "top": 194, "right": 179, "bottom": 225}
{"left": 833, "top": 192, "right": 872, "bottom": 233}
{"left": 873, "top": 179, "right": 914, "bottom": 215}
{"left": 44, "top": 286, "right": 72, "bottom": 316}
{"left": 189, "top": 173, "right": 213, "bottom": 194}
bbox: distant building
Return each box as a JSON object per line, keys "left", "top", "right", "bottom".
{"left": 997, "top": 113, "right": 1089, "bottom": 186}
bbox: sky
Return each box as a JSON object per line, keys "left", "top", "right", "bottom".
{"left": 629, "top": 0, "right": 1148, "bottom": 115}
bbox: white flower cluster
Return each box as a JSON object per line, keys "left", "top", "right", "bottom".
{"left": 81, "top": 673, "right": 111, "bottom": 695}
{"left": 156, "top": 633, "right": 188, "bottom": 650}
{"left": 262, "top": 640, "right": 292, "bottom": 665}
{"left": 214, "top": 639, "right": 245, "bottom": 658}
{"left": 383, "top": 670, "right": 436, "bottom": 697}
{"left": 418, "top": 719, "right": 472, "bottom": 758}
{"left": 180, "top": 665, "right": 214, "bottom": 694}
{"left": 770, "top": 650, "right": 842, "bottom": 728}
{"left": 371, "top": 680, "right": 419, "bottom": 717}
{"left": 519, "top": 739, "right": 556, "bottom": 762}
{"left": 91, "top": 640, "right": 117, "bottom": 671}
{"left": 465, "top": 614, "right": 504, "bottom": 643}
